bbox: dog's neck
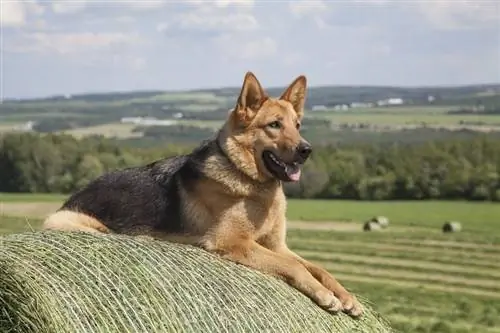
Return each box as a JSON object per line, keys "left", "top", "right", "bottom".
{"left": 196, "top": 124, "right": 281, "bottom": 197}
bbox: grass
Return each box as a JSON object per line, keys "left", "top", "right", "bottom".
{"left": 53, "top": 120, "right": 223, "bottom": 139}
{"left": 58, "top": 123, "right": 143, "bottom": 139}
{"left": 0, "top": 122, "right": 23, "bottom": 133}
{"left": 1, "top": 195, "right": 499, "bottom": 332}
{"left": 311, "top": 112, "right": 500, "bottom": 126}
{"left": 0, "top": 193, "right": 67, "bottom": 202}
{"left": 286, "top": 199, "right": 500, "bottom": 234}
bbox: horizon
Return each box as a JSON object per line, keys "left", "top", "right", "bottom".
{"left": 2, "top": 0, "right": 499, "bottom": 100}
{"left": 4, "top": 81, "right": 500, "bottom": 102}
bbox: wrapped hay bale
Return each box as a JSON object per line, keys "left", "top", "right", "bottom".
{"left": 363, "top": 221, "right": 382, "bottom": 232}
{"left": 0, "top": 232, "right": 393, "bottom": 333}
{"left": 442, "top": 221, "right": 462, "bottom": 233}
{"left": 370, "top": 216, "right": 389, "bottom": 229}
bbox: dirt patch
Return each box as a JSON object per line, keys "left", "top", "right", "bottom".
{"left": 318, "top": 261, "right": 500, "bottom": 291}
{"left": 287, "top": 220, "right": 419, "bottom": 233}
{"left": 290, "top": 239, "right": 500, "bottom": 262}
{"left": 288, "top": 221, "right": 363, "bottom": 232}
{"left": 0, "top": 202, "right": 61, "bottom": 219}
{"left": 296, "top": 250, "right": 500, "bottom": 279}
{"left": 333, "top": 273, "right": 500, "bottom": 299}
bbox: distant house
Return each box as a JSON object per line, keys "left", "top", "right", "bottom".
{"left": 120, "top": 117, "right": 177, "bottom": 126}
{"left": 14, "top": 121, "right": 36, "bottom": 132}
{"left": 377, "top": 98, "right": 404, "bottom": 106}
{"left": 350, "top": 102, "right": 374, "bottom": 108}
{"left": 333, "top": 104, "right": 349, "bottom": 111}
{"left": 311, "top": 105, "right": 328, "bottom": 111}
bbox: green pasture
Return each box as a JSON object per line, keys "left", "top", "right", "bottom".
{"left": 312, "top": 112, "right": 500, "bottom": 126}
{"left": 286, "top": 199, "right": 500, "bottom": 234}
{"left": 1, "top": 195, "right": 500, "bottom": 332}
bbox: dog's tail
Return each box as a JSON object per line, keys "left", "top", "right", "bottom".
{"left": 42, "top": 210, "right": 111, "bottom": 234}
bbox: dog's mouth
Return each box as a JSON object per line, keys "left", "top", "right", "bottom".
{"left": 262, "top": 151, "right": 302, "bottom": 182}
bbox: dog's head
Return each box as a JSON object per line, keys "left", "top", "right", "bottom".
{"left": 222, "top": 72, "right": 312, "bottom": 183}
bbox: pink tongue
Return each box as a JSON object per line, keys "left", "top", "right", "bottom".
{"left": 288, "top": 169, "right": 301, "bottom": 182}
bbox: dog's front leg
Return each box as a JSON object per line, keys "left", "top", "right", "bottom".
{"left": 276, "top": 246, "right": 363, "bottom": 317}
{"left": 212, "top": 240, "right": 344, "bottom": 314}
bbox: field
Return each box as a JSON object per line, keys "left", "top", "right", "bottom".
{"left": 1, "top": 194, "right": 499, "bottom": 332}
{"left": 314, "top": 111, "right": 500, "bottom": 127}
{"left": 1, "top": 84, "right": 500, "bottom": 142}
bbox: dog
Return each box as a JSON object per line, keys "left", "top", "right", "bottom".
{"left": 43, "top": 72, "right": 363, "bottom": 317}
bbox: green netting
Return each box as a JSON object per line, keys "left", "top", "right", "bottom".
{"left": 0, "top": 231, "right": 393, "bottom": 333}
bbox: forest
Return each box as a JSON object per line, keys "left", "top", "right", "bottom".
{"left": 1, "top": 132, "right": 499, "bottom": 201}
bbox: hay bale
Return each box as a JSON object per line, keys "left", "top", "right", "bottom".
{"left": 0, "top": 232, "right": 393, "bottom": 333}
{"left": 442, "top": 221, "right": 462, "bottom": 233}
{"left": 363, "top": 221, "right": 382, "bottom": 232}
{"left": 371, "top": 216, "right": 389, "bottom": 228}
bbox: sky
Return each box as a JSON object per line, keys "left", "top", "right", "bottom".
{"left": 1, "top": 0, "right": 500, "bottom": 99}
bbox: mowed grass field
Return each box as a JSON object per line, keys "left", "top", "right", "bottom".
{"left": 1, "top": 194, "right": 499, "bottom": 333}
{"left": 315, "top": 112, "right": 500, "bottom": 126}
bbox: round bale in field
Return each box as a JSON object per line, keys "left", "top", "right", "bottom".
{"left": 371, "top": 216, "right": 389, "bottom": 228}
{"left": 363, "top": 221, "right": 382, "bottom": 232}
{"left": 0, "top": 231, "right": 393, "bottom": 333}
{"left": 442, "top": 221, "right": 462, "bottom": 233}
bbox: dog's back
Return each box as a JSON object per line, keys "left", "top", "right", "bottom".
{"left": 55, "top": 154, "right": 188, "bottom": 234}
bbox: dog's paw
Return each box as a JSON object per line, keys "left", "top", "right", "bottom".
{"left": 338, "top": 293, "right": 363, "bottom": 318}
{"left": 315, "top": 290, "right": 343, "bottom": 313}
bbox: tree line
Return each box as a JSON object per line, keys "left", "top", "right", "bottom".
{"left": 0, "top": 132, "right": 499, "bottom": 201}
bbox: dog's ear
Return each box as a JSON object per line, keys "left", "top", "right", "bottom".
{"left": 235, "top": 72, "right": 267, "bottom": 125}
{"left": 279, "top": 75, "right": 307, "bottom": 118}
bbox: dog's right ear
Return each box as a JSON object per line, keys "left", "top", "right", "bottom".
{"left": 234, "top": 72, "right": 267, "bottom": 126}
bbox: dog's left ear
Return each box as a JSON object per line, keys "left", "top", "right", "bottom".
{"left": 279, "top": 75, "right": 307, "bottom": 118}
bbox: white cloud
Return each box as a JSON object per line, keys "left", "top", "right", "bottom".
{"left": 0, "top": 0, "right": 44, "bottom": 27}
{"left": 51, "top": 0, "right": 87, "bottom": 14}
{"left": 186, "top": 0, "right": 254, "bottom": 8}
{"left": 418, "top": 0, "right": 500, "bottom": 30}
{"left": 51, "top": 0, "right": 168, "bottom": 14}
{"left": 178, "top": 11, "right": 258, "bottom": 32}
{"left": 215, "top": 35, "right": 277, "bottom": 60}
{"left": 120, "top": 0, "right": 168, "bottom": 10}
{"left": 157, "top": 4, "right": 259, "bottom": 35}
{"left": 289, "top": 0, "right": 328, "bottom": 18}
{"left": 7, "top": 32, "right": 141, "bottom": 55}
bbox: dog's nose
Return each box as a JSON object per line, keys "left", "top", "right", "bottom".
{"left": 297, "top": 140, "right": 312, "bottom": 161}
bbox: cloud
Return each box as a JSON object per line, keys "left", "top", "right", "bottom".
{"left": 0, "top": 0, "right": 44, "bottom": 27}
{"left": 51, "top": 0, "right": 87, "bottom": 14}
{"left": 214, "top": 35, "right": 277, "bottom": 60}
{"left": 2, "top": 0, "right": 499, "bottom": 99}
{"left": 417, "top": 0, "right": 500, "bottom": 30}
{"left": 156, "top": 0, "right": 259, "bottom": 36}
{"left": 7, "top": 32, "right": 141, "bottom": 55}
{"left": 289, "top": 0, "right": 328, "bottom": 18}
{"left": 50, "top": 0, "right": 168, "bottom": 14}
{"left": 86, "top": 54, "right": 147, "bottom": 71}
{"left": 186, "top": 0, "right": 254, "bottom": 8}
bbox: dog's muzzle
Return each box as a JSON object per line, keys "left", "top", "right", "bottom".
{"left": 295, "top": 140, "right": 312, "bottom": 163}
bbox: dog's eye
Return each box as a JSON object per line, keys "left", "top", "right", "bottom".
{"left": 268, "top": 121, "right": 281, "bottom": 129}
{"left": 296, "top": 122, "right": 301, "bottom": 130}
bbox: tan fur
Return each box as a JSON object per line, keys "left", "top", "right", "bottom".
{"left": 42, "top": 72, "right": 363, "bottom": 317}
{"left": 43, "top": 210, "right": 111, "bottom": 234}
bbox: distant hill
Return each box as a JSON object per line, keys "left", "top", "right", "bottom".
{"left": 5, "top": 83, "right": 500, "bottom": 109}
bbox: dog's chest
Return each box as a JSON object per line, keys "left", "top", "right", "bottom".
{"left": 245, "top": 193, "right": 286, "bottom": 239}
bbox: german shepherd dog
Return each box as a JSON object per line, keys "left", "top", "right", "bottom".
{"left": 43, "top": 72, "right": 362, "bottom": 317}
